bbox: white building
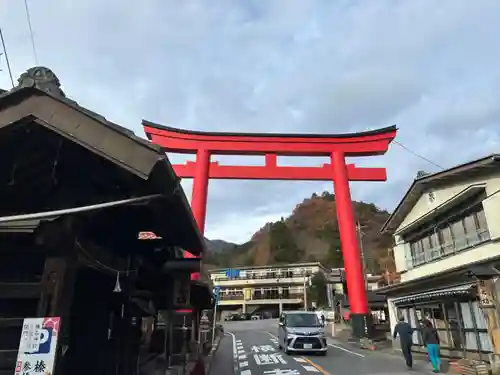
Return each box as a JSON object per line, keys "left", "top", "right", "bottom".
{"left": 209, "top": 262, "right": 338, "bottom": 317}
{"left": 379, "top": 154, "right": 500, "bottom": 361}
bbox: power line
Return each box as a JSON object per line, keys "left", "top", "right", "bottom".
{"left": 23, "top": 0, "right": 38, "bottom": 65}
{"left": 393, "top": 140, "right": 445, "bottom": 170}
{"left": 0, "top": 28, "right": 15, "bottom": 88}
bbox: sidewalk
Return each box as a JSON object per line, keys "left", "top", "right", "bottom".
{"left": 326, "top": 335, "right": 452, "bottom": 374}
{"left": 207, "top": 334, "right": 233, "bottom": 375}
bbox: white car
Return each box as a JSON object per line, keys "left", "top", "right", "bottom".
{"left": 278, "top": 311, "right": 328, "bottom": 355}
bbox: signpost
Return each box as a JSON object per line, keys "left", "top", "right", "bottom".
{"left": 15, "top": 317, "right": 60, "bottom": 375}
{"left": 212, "top": 286, "right": 220, "bottom": 346}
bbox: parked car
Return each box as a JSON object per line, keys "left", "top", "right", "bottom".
{"left": 278, "top": 311, "right": 327, "bottom": 356}
{"left": 240, "top": 313, "right": 251, "bottom": 321}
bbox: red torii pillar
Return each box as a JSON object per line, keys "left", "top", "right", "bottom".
{"left": 143, "top": 121, "right": 397, "bottom": 338}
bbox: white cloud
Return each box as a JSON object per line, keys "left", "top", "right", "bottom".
{"left": 2, "top": 0, "right": 500, "bottom": 243}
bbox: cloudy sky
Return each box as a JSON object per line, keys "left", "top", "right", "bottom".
{"left": 2, "top": 1, "right": 500, "bottom": 243}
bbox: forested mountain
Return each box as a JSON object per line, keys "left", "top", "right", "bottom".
{"left": 204, "top": 192, "right": 396, "bottom": 278}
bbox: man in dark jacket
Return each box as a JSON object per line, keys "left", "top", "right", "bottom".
{"left": 393, "top": 316, "right": 414, "bottom": 369}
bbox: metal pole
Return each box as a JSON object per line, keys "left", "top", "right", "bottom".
{"left": 0, "top": 194, "right": 163, "bottom": 223}
{"left": 211, "top": 303, "right": 218, "bottom": 346}
{"left": 356, "top": 221, "right": 368, "bottom": 289}
{"left": 303, "top": 276, "right": 308, "bottom": 311}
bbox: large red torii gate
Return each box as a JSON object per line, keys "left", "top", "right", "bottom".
{"left": 143, "top": 120, "right": 397, "bottom": 337}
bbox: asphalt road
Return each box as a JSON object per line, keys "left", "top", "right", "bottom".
{"left": 211, "top": 319, "right": 437, "bottom": 375}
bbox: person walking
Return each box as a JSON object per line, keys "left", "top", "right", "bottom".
{"left": 422, "top": 320, "right": 441, "bottom": 373}
{"left": 393, "top": 316, "right": 414, "bottom": 369}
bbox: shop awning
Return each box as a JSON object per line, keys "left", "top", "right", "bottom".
{"left": 391, "top": 284, "right": 474, "bottom": 305}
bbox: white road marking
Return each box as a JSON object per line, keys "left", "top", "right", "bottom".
{"left": 293, "top": 358, "right": 307, "bottom": 363}
{"left": 266, "top": 332, "right": 279, "bottom": 339}
{"left": 263, "top": 369, "right": 300, "bottom": 375}
{"left": 241, "top": 370, "right": 252, "bottom": 375}
{"left": 227, "top": 331, "right": 239, "bottom": 374}
{"left": 254, "top": 353, "right": 287, "bottom": 365}
{"left": 328, "top": 343, "right": 365, "bottom": 357}
{"left": 303, "top": 365, "right": 320, "bottom": 372}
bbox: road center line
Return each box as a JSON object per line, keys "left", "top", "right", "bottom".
{"left": 302, "top": 357, "right": 331, "bottom": 375}
{"left": 327, "top": 343, "right": 365, "bottom": 357}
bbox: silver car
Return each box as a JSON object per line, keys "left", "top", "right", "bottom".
{"left": 278, "top": 311, "right": 328, "bottom": 355}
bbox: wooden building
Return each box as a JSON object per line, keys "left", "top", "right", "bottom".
{"left": 0, "top": 67, "right": 212, "bottom": 375}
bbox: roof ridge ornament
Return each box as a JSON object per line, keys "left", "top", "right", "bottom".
{"left": 16, "top": 66, "right": 66, "bottom": 98}
{"left": 416, "top": 170, "right": 430, "bottom": 179}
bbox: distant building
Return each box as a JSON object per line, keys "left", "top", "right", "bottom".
{"left": 209, "top": 262, "right": 337, "bottom": 318}
{"left": 379, "top": 154, "right": 500, "bottom": 361}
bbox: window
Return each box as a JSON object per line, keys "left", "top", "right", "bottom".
{"left": 439, "top": 226, "right": 454, "bottom": 255}
{"left": 399, "top": 300, "right": 492, "bottom": 359}
{"left": 476, "top": 210, "right": 489, "bottom": 241}
{"left": 410, "top": 241, "right": 426, "bottom": 265}
{"left": 428, "top": 231, "right": 441, "bottom": 260}
{"left": 450, "top": 221, "right": 467, "bottom": 250}
{"left": 407, "top": 204, "right": 490, "bottom": 267}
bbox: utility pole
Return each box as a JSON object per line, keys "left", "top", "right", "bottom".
{"left": 356, "top": 221, "right": 368, "bottom": 289}
{"left": 303, "top": 276, "right": 307, "bottom": 311}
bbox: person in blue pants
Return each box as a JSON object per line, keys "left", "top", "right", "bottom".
{"left": 422, "top": 320, "right": 441, "bottom": 373}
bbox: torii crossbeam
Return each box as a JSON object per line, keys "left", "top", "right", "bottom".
{"left": 143, "top": 120, "right": 397, "bottom": 338}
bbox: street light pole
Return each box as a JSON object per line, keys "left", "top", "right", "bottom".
{"left": 356, "top": 221, "right": 368, "bottom": 290}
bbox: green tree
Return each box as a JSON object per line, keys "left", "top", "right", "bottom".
{"left": 307, "top": 272, "right": 328, "bottom": 307}
{"left": 320, "top": 191, "right": 335, "bottom": 201}
{"left": 326, "top": 244, "right": 344, "bottom": 268}
{"left": 269, "top": 220, "right": 303, "bottom": 263}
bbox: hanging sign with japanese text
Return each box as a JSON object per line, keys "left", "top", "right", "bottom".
{"left": 15, "top": 317, "right": 60, "bottom": 375}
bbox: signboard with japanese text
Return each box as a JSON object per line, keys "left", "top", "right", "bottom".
{"left": 15, "top": 317, "right": 60, "bottom": 375}
{"left": 138, "top": 231, "right": 162, "bottom": 240}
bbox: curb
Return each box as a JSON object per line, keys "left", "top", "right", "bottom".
{"left": 206, "top": 335, "right": 223, "bottom": 375}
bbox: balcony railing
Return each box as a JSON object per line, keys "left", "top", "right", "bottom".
{"left": 251, "top": 293, "right": 304, "bottom": 300}
{"left": 212, "top": 273, "right": 312, "bottom": 282}
{"left": 219, "top": 293, "right": 304, "bottom": 302}
{"left": 220, "top": 295, "right": 244, "bottom": 301}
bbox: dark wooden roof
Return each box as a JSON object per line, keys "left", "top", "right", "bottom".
{"left": 381, "top": 154, "right": 500, "bottom": 234}
{"left": 143, "top": 119, "right": 397, "bottom": 139}
{"left": 0, "top": 67, "right": 206, "bottom": 255}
